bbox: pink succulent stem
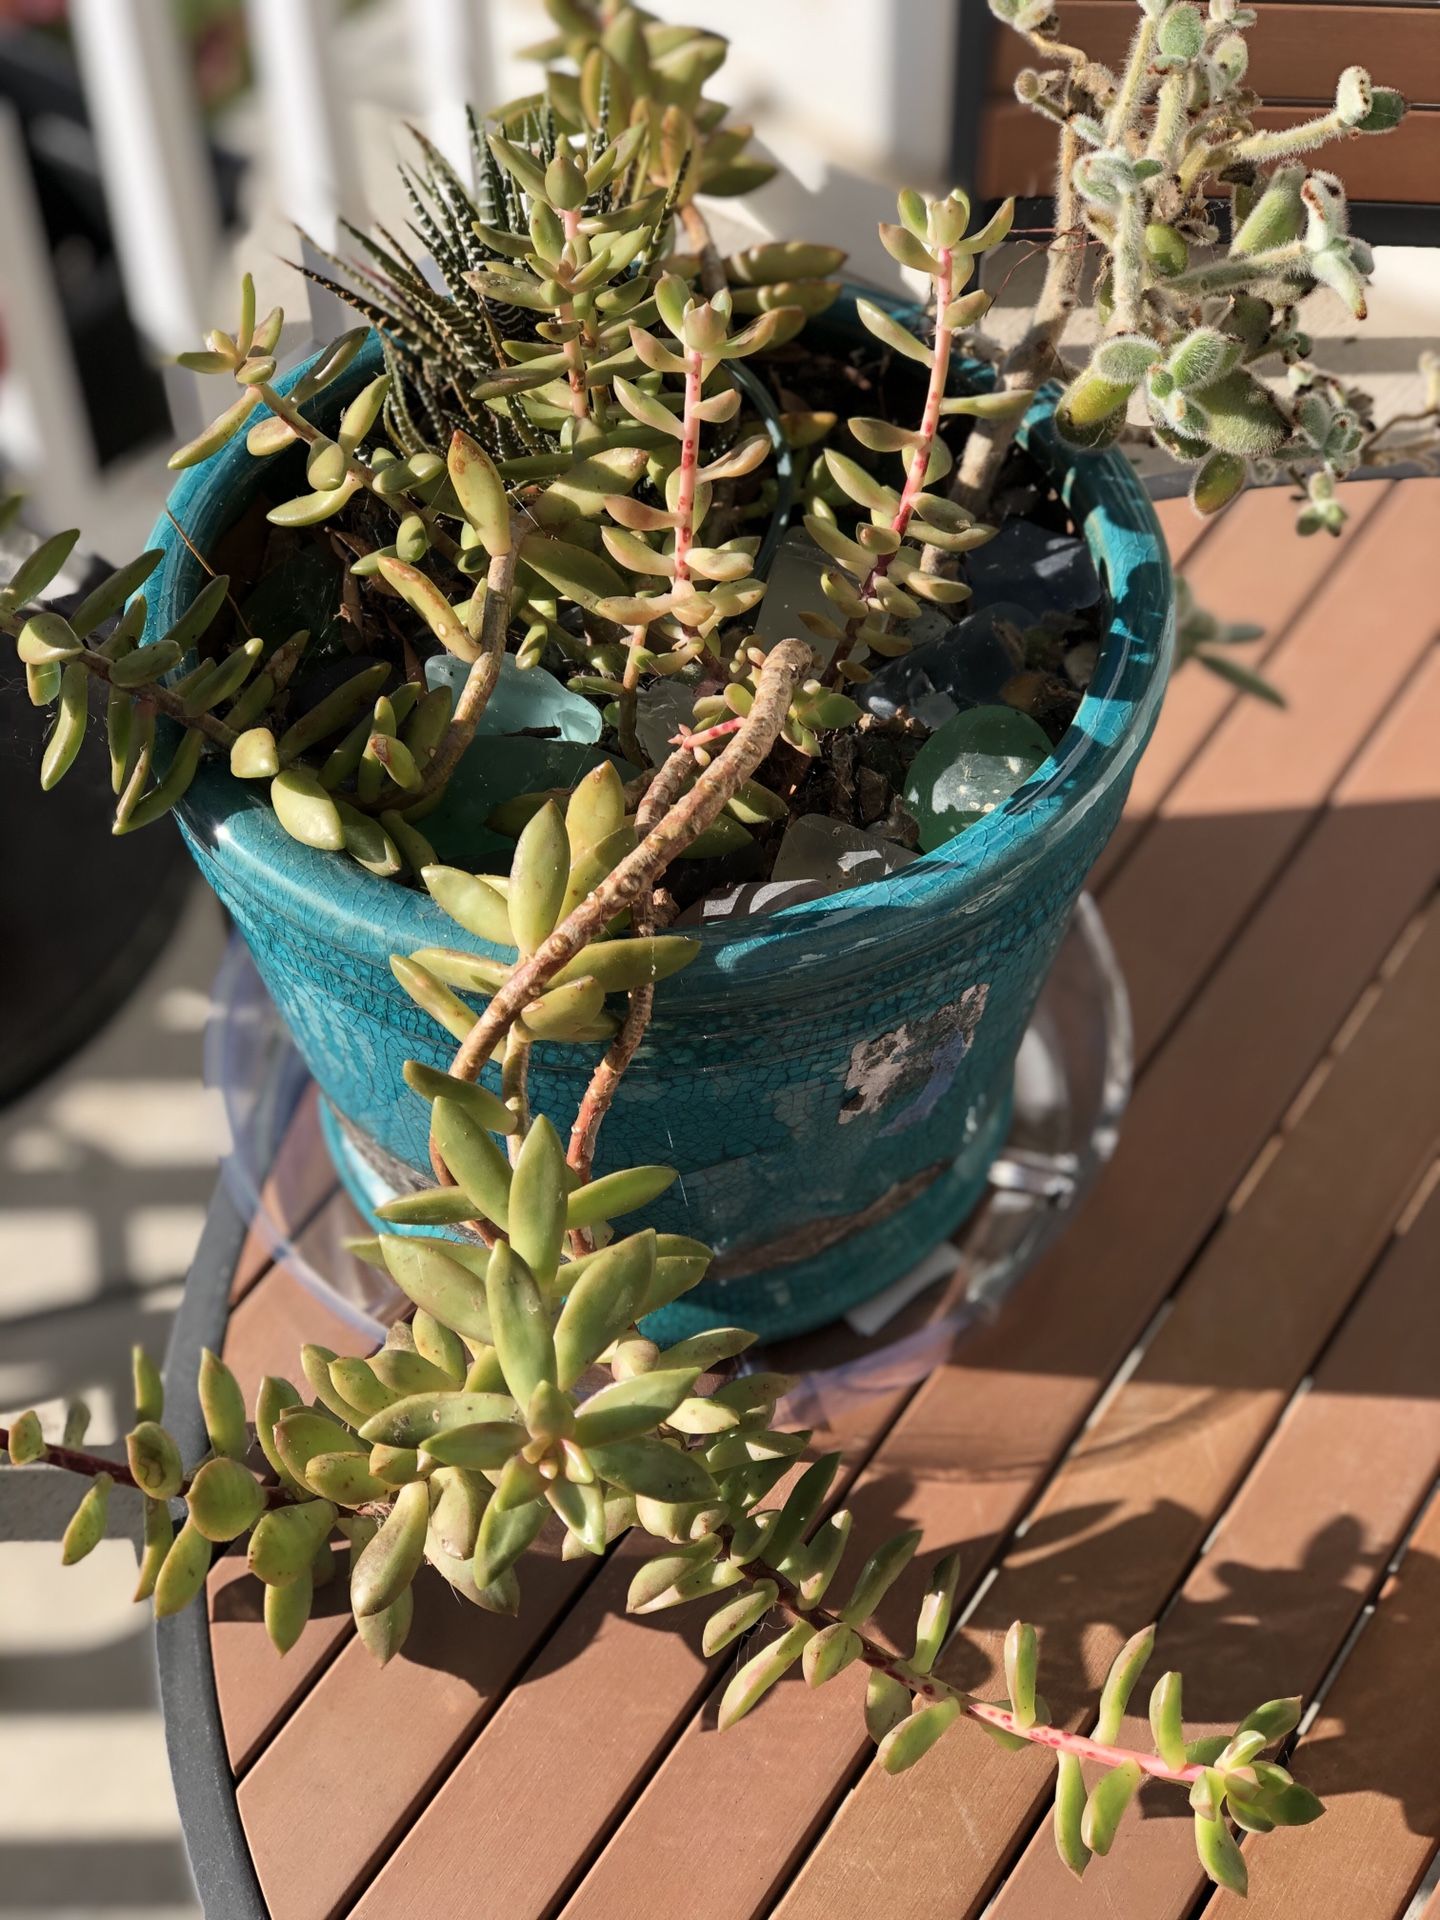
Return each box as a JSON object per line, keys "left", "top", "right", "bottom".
{"left": 866, "top": 243, "right": 955, "bottom": 590}
{"left": 758, "top": 1537, "right": 1205, "bottom": 1789}
{"left": 832, "top": 244, "right": 955, "bottom": 687}
{"left": 672, "top": 344, "right": 705, "bottom": 589}
{"left": 0, "top": 1425, "right": 293, "bottom": 1509}
{"left": 677, "top": 716, "right": 743, "bottom": 751}
{"left": 953, "top": 1695, "right": 1206, "bottom": 1783}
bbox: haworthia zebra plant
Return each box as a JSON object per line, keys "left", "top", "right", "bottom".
{"left": 1, "top": 2, "right": 1429, "bottom": 1897}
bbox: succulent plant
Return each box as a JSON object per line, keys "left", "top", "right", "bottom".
{"left": 3, "top": 3, "right": 1433, "bottom": 1895}
{"left": 1173, "top": 571, "right": 1278, "bottom": 703}
{"left": 957, "top": 0, "right": 1434, "bottom": 532}
{"left": 2, "top": 832, "right": 1321, "bottom": 1895}
{"left": 3, "top": 0, "right": 1431, "bottom": 861}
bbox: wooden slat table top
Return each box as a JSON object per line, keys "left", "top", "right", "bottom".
{"left": 197, "top": 480, "right": 1440, "bottom": 1920}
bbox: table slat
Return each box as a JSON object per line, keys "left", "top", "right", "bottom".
{"left": 556, "top": 678, "right": 1440, "bottom": 1920}
{"left": 1091, "top": 482, "right": 1389, "bottom": 891}
{"left": 771, "top": 897, "right": 1440, "bottom": 1920}
{"left": 237, "top": 1538, "right": 598, "bottom": 1919}
{"left": 208, "top": 1264, "right": 375, "bottom": 1775}
{"left": 987, "top": 4, "right": 1440, "bottom": 108}
{"left": 1211, "top": 1493, "right": 1440, "bottom": 1920}
{"left": 1100, "top": 483, "right": 1438, "bottom": 1067}
{"left": 986, "top": 1169, "right": 1440, "bottom": 1918}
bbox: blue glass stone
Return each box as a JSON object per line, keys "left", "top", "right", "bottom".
{"left": 425, "top": 650, "right": 602, "bottom": 744}
{"left": 425, "top": 737, "right": 634, "bottom": 869}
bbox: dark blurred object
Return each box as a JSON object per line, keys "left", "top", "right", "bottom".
{"left": 0, "top": 25, "right": 245, "bottom": 465}
{"left": 0, "top": 543, "right": 193, "bottom": 1108}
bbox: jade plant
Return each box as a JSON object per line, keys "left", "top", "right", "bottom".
{"left": 2, "top": 0, "right": 1432, "bottom": 1896}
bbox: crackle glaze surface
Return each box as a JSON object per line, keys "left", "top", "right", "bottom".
{"left": 151, "top": 294, "right": 1174, "bottom": 1341}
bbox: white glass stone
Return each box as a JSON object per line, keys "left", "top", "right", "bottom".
{"left": 770, "top": 812, "right": 918, "bottom": 892}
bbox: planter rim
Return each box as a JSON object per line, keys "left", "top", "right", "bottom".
{"left": 152, "top": 290, "right": 1174, "bottom": 1011}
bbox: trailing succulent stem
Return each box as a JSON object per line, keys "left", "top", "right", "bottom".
{"left": 3, "top": 1232, "right": 1318, "bottom": 1905}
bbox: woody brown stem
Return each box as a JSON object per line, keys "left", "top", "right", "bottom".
{"left": 430, "top": 639, "right": 811, "bottom": 1180}
{"left": 616, "top": 627, "right": 646, "bottom": 765}
{"left": 502, "top": 1027, "right": 533, "bottom": 1166}
{"left": 0, "top": 621, "right": 239, "bottom": 748}
{"left": 398, "top": 545, "right": 519, "bottom": 808}
{"left": 951, "top": 122, "right": 1085, "bottom": 516}
{"left": 564, "top": 748, "right": 692, "bottom": 1221}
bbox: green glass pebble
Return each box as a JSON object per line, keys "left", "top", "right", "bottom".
{"left": 904, "top": 705, "right": 1055, "bottom": 850}
{"left": 426, "top": 653, "right": 601, "bottom": 745}
{"left": 424, "top": 738, "right": 636, "bottom": 868}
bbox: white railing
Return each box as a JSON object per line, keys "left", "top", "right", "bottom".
{"left": 0, "top": 0, "right": 959, "bottom": 547}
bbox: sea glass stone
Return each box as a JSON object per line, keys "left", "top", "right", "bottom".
{"left": 770, "top": 813, "right": 918, "bottom": 892}
{"left": 425, "top": 737, "right": 634, "bottom": 869}
{"left": 750, "top": 529, "right": 838, "bottom": 663}
{"left": 241, "top": 544, "right": 343, "bottom": 651}
{"left": 966, "top": 517, "right": 1100, "bottom": 616}
{"left": 903, "top": 705, "right": 1054, "bottom": 851}
{"left": 633, "top": 680, "right": 697, "bottom": 766}
{"left": 426, "top": 651, "right": 602, "bottom": 743}
{"left": 862, "top": 601, "right": 1030, "bottom": 722}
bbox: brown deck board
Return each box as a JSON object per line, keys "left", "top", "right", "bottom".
{"left": 1099, "top": 482, "right": 1439, "bottom": 1068}
{"left": 238, "top": 1540, "right": 597, "bottom": 1920}
{"left": 985, "top": 1167, "right": 1440, "bottom": 1919}
{"left": 1090, "top": 481, "right": 1389, "bottom": 890}
{"left": 196, "top": 482, "right": 1440, "bottom": 1918}
{"left": 209, "top": 1543, "right": 355, "bottom": 1777}
{"left": 1211, "top": 1492, "right": 1440, "bottom": 1920}
{"left": 1149, "top": 490, "right": 1213, "bottom": 574}
{"left": 987, "top": 4, "right": 1440, "bottom": 108}
{"left": 581, "top": 893, "right": 1440, "bottom": 1920}
{"left": 208, "top": 1262, "right": 373, "bottom": 1775}
{"left": 221, "top": 1260, "right": 371, "bottom": 1412}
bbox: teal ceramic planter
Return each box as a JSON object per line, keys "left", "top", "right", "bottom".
{"left": 151, "top": 293, "right": 1174, "bottom": 1342}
